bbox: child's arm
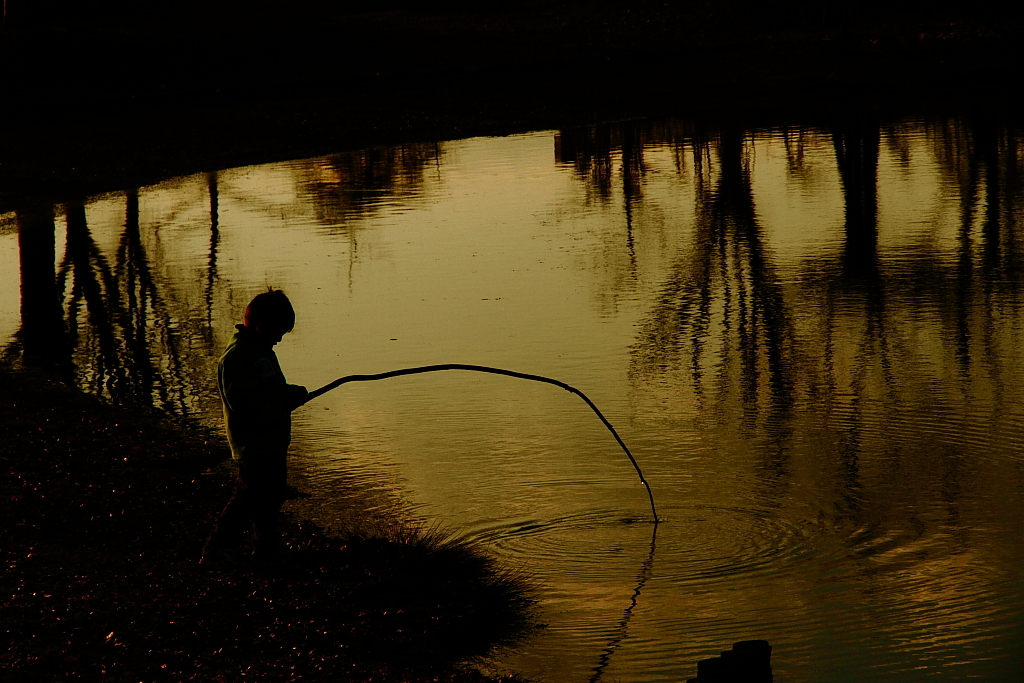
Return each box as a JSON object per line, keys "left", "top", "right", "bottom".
{"left": 220, "top": 351, "right": 304, "bottom": 416}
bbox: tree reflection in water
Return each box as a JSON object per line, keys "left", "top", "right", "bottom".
{"left": 624, "top": 125, "right": 795, "bottom": 440}
{"left": 301, "top": 142, "right": 446, "bottom": 226}
{"left": 8, "top": 141, "right": 451, "bottom": 416}
{"left": 14, "top": 203, "right": 71, "bottom": 374}
{"left": 52, "top": 195, "right": 185, "bottom": 412}
{"left": 9, "top": 117, "right": 1022, "bottom": 445}
{"left": 559, "top": 115, "right": 1024, "bottom": 552}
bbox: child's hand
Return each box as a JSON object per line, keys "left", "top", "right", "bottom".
{"left": 286, "top": 384, "right": 309, "bottom": 410}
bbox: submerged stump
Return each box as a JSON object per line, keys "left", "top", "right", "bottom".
{"left": 687, "top": 639, "right": 772, "bottom": 683}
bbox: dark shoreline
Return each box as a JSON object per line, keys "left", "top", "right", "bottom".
{"left": 0, "top": 362, "right": 534, "bottom": 681}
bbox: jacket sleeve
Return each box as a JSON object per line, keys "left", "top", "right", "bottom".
{"left": 219, "top": 350, "right": 302, "bottom": 417}
{"left": 285, "top": 384, "right": 309, "bottom": 410}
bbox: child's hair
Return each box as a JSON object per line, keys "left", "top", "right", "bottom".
{"left": 244, "top": 288, "right": 295, "bottom": 332}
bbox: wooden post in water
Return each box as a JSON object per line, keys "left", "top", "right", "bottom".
{"left": 686, "top": 640, "right": 772, "bottom": 683}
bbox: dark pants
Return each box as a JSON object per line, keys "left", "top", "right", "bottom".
{"left": 205, "top": 453, "right": 287, "bottom": 558}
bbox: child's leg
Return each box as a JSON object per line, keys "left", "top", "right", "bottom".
{"left": 244, "top": 453, "right": 288, "bottom": 560}
{"left": 203, "top": 466, "right": 252, "bottom": 555}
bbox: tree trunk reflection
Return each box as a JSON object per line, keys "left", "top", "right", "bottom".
{"left": 15, "top": 203, "right": 70, "bottom": 372}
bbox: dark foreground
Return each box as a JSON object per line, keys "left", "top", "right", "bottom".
{"left": 0, "top": 364, "right": 533, "bottom": 682}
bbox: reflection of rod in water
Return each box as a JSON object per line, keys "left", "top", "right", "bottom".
{"left": 588, "top": 523, "right": 658, "bottom": 683}
{"left": 305, "top": 364, "right": 659, "bottom": 523}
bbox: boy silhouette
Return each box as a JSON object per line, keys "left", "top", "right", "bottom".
{"left": 202, "top": 288, "right": 308, "bottom": 566}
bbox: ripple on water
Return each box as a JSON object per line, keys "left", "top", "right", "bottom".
{"left": 653, "top": 504, "right": 823, "bottom": 585}
{"left": 465, "top": 509, "right": 651, "bottom": 557}
{"left": 458, "top": 503, "right": 823, "bottom": 590}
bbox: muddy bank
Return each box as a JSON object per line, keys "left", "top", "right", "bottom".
{"left": 0, "top": 363, "right": 534, "bottom": 681}
{"left": 1, "top": 1, "right": 1020, "bottom": 212}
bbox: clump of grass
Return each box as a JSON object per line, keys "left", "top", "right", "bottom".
{"left": 284, "top": 519, "right": 538, "bottom": 666}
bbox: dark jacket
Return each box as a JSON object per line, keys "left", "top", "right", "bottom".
{"left": 218, "top": 326, "right": 304, "bottom": 461}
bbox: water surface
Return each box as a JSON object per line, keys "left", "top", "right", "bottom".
{"left": 3, "top": 117, "right": 1024, "bottom": 682}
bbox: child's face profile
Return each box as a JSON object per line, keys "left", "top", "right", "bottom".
{"left": 252, "top": 323, "right": 288, "bottom": 346}
{"left": 243, "top": 290, "right": 295, "bottom": 346}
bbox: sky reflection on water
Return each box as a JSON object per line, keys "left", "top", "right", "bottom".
{"left": 2, "top": 117, "right": 1024, "bottom": 682}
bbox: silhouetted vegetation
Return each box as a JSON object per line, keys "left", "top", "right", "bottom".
{"left": 6, "top": 0, "right": 1020, "bottom": 25}
{"left": 1, "top": 0, "right": 1020, "bottom": 213}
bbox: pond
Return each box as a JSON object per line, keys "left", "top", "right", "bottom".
{"left": 3, "top": 116, "right": 1023, "bottom": 682}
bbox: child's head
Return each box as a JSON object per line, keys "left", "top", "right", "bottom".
{"left": 244, "top": 288, "right": 295, "bottom": 343}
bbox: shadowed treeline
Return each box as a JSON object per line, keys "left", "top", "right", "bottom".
{"left": 6, "top": 0, "right": 1018, "bottom": 24}
{"left": 4, "top": 0, "right": 1018, "bottom": 123}
{"left": 2, "top": 0, "right": 1020, "bottom": 219}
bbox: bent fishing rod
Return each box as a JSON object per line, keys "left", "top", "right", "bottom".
{"left": 303, "top": 363, "right": 659, "bottom": 524}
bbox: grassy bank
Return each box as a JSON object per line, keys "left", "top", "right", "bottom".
{"left": 0, "top": 363, "right": 534, "bottom": 682}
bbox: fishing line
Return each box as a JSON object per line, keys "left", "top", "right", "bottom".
{"left": 304, "top": 363, "right": 659, "bottom": 524}
{"left": 588, "top": 523, "right": 658, "bottom": 683}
